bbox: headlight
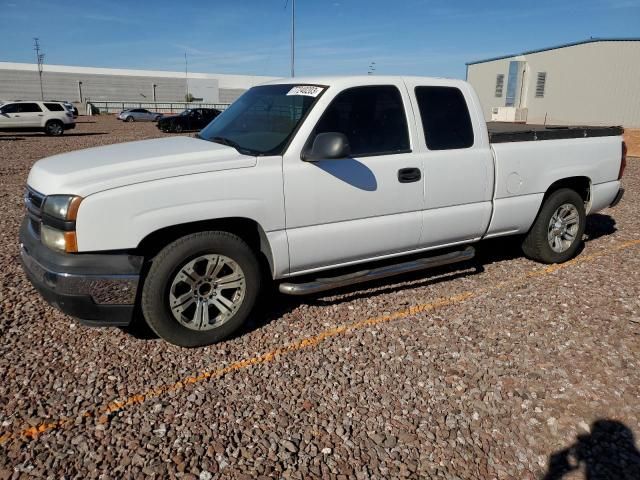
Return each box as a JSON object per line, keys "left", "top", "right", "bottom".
{"left": 40, "top": 195, "right": 82, "bottom": 253}
{"left": 41, "top": 225, "right": 77, "bottom": 252}
{"left": 42, "top": 195, "right": 82, "bottom": 221}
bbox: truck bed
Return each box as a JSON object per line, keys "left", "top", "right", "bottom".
{"left": 488, "top": 122, "right": 624, "bottom": 143}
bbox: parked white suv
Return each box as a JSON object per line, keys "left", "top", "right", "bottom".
{"left": 0, "top": 101, "right": 76, "bottom": 136}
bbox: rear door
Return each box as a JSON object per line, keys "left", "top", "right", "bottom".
{"left": 404, "top": 80, "right": 494, "bottom": 247}
{"left": 283, "top": 83, "right": 424, "bottom": 274}
{"left": 17, "top": 102, "right": 45, "bottom": 127}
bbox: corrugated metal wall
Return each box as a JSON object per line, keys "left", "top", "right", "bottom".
{"left": 467, "top": 41, "right": 640, "bottom": 128}
{"left": 0, "top": 67, "right": 261, "bottom": 105}
{"left": 0, "top": 69, "right": 220, "bottom": 103}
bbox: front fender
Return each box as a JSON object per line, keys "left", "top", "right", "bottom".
{"left": 75, "top": 161, "right": 286, "bottom": 254}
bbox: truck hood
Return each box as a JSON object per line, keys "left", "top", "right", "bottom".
{"left": 27, "top": 136, "right": 256, "bottom": 196}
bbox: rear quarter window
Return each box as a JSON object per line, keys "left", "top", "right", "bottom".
{"left": 415, "top": 86, "right": 474, "bottom": 150}
{"left": 44, "top": 103, "right": 65, "bottom": 112}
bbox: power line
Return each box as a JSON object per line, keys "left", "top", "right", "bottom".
{"left": 33, "top": 38, "right": 45, "bottom": 100}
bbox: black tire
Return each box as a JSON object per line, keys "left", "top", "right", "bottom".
{"left": 522, "top": 188, "right": 586, "bottom": 264}
{"left": 44, "top": 120, "right": 64, "bottom": 136}
{"left": 173, "top": 123, "right": 183, "bottom": 133}
{"left": 141, "top": 231, "right": 261, "bottom": 347}
{"left": 125, "top": 116, "right": 134, "bottom": 122}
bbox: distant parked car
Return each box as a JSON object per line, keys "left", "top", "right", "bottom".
{"left": 63, "top": 101, "right": 79, "bottom": 118}
{"left": 48, "top": 100, "right": 78, "bottom": 118}
{"left": 0, "top": 100, "right": 75, "bottom": 135}
{"left": 118, "top": 108, "right": 163, "bottom": 122}
{"left": 157, "top": 108, "right": 221, "bottom": 133}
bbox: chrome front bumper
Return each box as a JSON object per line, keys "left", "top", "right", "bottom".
{"left": 20, "top": 246, "right": 139, "bottom": 305}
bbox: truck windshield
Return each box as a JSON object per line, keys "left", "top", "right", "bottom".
{"left": 199, "top": 84, "right": 326, "bottom": 156}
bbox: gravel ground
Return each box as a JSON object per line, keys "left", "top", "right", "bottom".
{"left": 1, "top": 116, "right": 639, "bottom": 479}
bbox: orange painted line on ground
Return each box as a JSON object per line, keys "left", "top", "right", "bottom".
{"left": 2, "top": 238, "right": 639, "bottom": 445}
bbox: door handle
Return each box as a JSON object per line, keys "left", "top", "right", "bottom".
{"left": 38, "top": 114, "right": 44, "bottom": 117}
{"left": 398, "top": 167, "right": 421, "bottom": 183}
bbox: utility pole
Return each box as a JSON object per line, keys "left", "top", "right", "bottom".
{"left": 290, "top": 0, "right": 295, "bottom": 77}
{"left": 34, "top": 38, "right": 45, "bottom": 100}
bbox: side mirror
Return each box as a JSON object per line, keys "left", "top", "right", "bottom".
{"left": 303, "top": 132, "right": 351, "bottom": 162}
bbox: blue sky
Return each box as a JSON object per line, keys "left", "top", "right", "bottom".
{"left": 1, "top": 0, "right": 638, "bottom": 79}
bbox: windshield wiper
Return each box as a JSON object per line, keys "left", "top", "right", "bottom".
{"left": 210, "top": 136, "right": 257, "bottom": 156}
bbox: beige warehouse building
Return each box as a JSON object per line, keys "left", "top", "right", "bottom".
{"left": 466, "top": 38, "right": 640, "bottom": 128}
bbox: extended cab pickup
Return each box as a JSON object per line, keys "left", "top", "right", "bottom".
{"left": 20, "top": 76, "right": 626, "bottom": 347}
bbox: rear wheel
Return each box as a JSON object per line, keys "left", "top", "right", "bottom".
{"left": 522, "top": 188, "right": 586, "bottom": 263}
{"left": 141, "top": 231, "right": 261, "bottom": 347}
{"left": 44, "top": 120, "right": 64, "bottom": 136}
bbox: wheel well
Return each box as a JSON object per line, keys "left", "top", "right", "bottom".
{"left": 544, "top": 176, "right": 591, "bottom": 204}
{"left": 135, "top": 217, "right": 274, "bottom": 275}
{"left": 45, "top": 119, "right": 62, "bottom": 125}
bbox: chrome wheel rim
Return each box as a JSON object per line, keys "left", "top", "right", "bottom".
{"left": 169, "top": 254, "right": 246, "bottom": 331}
{"left": 49, "top": 123, "right": 62, "bottom": 135}
{"left": 547, "top": 203, "right": 580, "bottom": 253}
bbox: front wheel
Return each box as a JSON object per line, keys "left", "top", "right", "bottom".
{"left": 522, "top": 188, "right": 586, "bottom": 264}
{"left": 141, "top": 231, "right": 261, "bottom": 347}
{"left": 125, "top": 116, "right": 134, "bottom": 122}
{"left": 173, "top": 123, "right": 183, "bottom": 133}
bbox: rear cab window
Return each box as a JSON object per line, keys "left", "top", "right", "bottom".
{"left": 311, "top": 85, "right": 410, "bottom": 157}
{"left": 414, "top": 86, "right": 474, "bottom": 150}
{"left": 44, "top": 103, "right": 65, "bottom": 112}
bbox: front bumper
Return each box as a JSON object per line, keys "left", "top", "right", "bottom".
{"left": 19, "top": 218, "right": 143, "bottom": 326}
{"left": 610, "top": 187, "right": 624, "bottom": 208}
{"left": 64, "top": 122, "right": 76, "bottom": 131}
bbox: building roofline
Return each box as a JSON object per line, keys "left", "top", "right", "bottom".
{"left": 466, "top": 37, "right": 640, "bottom": 65}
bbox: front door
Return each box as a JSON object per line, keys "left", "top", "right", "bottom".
{"left": 283, "top": 84, "right": 424, "bottom": 274}
{"left": 0, "top": 103, "right": 21, "bottom": 128}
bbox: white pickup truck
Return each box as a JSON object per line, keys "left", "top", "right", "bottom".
{"left": 20, "top": 76, "right": 626, "bottom": 346}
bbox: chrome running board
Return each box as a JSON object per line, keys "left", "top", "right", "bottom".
{"left": 279, "top": 246, "right": 475, "bottom": 296}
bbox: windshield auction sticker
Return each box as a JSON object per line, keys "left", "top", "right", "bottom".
{"left": 286, "top": 86, "right": 323, "bottom": 97}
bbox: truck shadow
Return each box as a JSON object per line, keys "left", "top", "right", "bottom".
{"left": 542, "top": 419, "right": 640, "bottom": 479}
{"left": 124, "top": 214, "right": 617, "bottom": 341}
{"left": 243, "top": 213, "right": 618, "bottom": 337}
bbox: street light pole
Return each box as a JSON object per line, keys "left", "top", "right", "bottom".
{"left": 34, "top": 38, "right": 45, "bottom": 100}
{"left": 290, "top": 0, "right": 295, "bottom": 77}
{"left": 184, "top": 52, "right": 189, "bottom": 101}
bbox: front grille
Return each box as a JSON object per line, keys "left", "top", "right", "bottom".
{"left": 24, "top": 186, "right": 45, "bottom": 238}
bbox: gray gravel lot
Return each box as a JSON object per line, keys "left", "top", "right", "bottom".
{"left": 1, "top": 117, "right": 639, "bottom": 479}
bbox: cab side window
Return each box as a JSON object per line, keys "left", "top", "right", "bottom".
{"left": 313, "top": 85, "right": 410, "bottom": 157}
{"left": 415, "top": 86, "right": 474, "bottom": 150}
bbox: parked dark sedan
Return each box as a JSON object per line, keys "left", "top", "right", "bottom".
{"left": 157, "top": 108, "right": 221, "bottom": 133}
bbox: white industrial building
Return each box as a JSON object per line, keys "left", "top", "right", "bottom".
{"left": 0, "top": 62, "right": 277, "bottom": 105}
{"left": 466, "top": 38, "right": 640, "bottom": 128}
